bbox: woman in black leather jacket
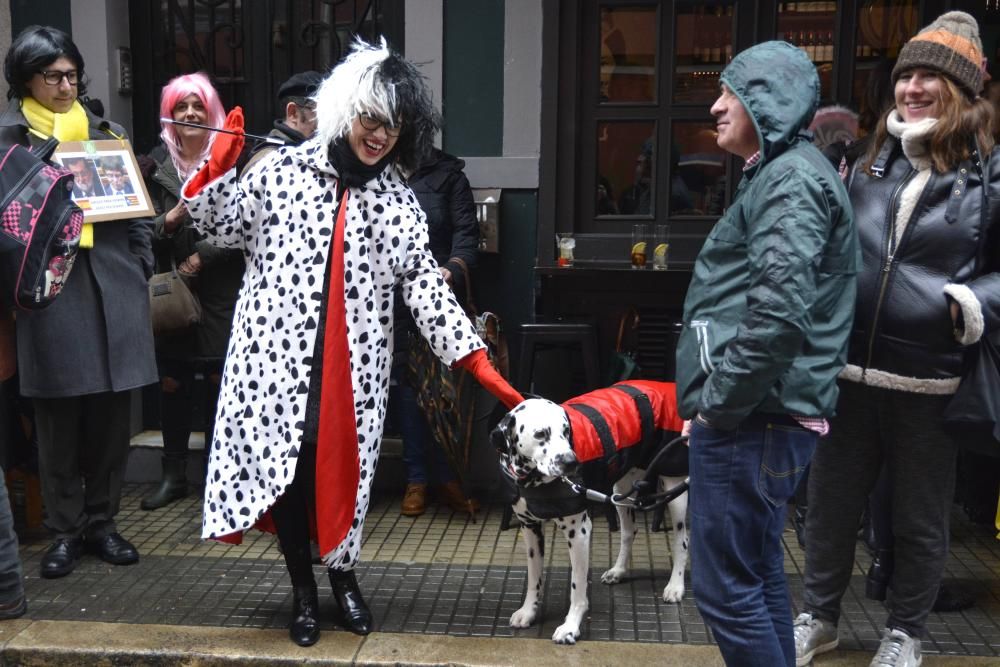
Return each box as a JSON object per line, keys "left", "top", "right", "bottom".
{"left": 794, "top": 12, "right": 1000, "bottom": 667}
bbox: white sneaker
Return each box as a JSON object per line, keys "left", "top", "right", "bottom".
{"left": 794, "top": 612, "right": 839, "bottom": 667}
{"left": 870, "top": 627, "right": 922, "bottom": 667}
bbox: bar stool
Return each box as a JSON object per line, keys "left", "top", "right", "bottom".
{"left": 514, "top": 320, "right": 600, "bottom": 394}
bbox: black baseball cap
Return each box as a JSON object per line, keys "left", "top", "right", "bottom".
{"left": 277, "top": 71, "right": 323, "bottom": 100}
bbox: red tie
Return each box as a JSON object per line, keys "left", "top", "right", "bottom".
{"left": 314, "top": 188, "right": 359, "bottom": 561}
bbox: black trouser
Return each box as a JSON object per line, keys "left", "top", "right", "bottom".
{"left": 159, "top": 357, "right": 222, "bottom": 459}
{"left": 270, "top": 438, "right": 319, "bottom": 587}
{"left": 803, "top": 381, "right": 958, "bottom": 637}
{"left": 33, "top": 391, "right": 131, "bottom": 540}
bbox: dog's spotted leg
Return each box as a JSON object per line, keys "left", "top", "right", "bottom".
{"left": 552, "top": 510, "right": 590, "bottom": 644}
{"left": 601, "top": 469, "right": 642, "bottom": 585}
{"left": 661, "top": 475, "right": 689, "bottom": 603}
{"left": 510, "top": 511, "right": 544, "bottom": 629}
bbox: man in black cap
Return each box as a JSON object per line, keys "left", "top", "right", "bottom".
{"left": 241, "top": 70, "right": 322, "bottom": 174}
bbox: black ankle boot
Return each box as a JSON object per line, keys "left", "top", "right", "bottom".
{"left": 866, "top": 549, "right": 894, "bottom": 601}
{"left": 141, "top": 456, "right": 189, "bottom": 510}
{"left": 289, "top": 583, "right": 320, "bottom": 646}
{"left": 328, "top": 569, "right": 372, "bottom": 635}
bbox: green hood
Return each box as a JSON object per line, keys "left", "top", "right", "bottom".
{"left": 720, "top": 40, "right": 819, "bottom": 172}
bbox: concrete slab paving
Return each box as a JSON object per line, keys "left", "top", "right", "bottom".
{"left": 0, "top": 478, "right": 997, "bottom": 665}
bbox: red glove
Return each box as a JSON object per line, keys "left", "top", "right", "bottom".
{"left": 182, "top": 106, "right": 246, "bottom": 198}
{"left": 456, "top": 348, "right": 524, "bottom": 409}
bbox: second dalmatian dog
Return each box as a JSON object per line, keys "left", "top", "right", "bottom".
{"left": 491, "top": 380, "right": 688, "bottom": 644}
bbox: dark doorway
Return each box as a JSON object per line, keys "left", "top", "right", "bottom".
{"left": 128, "top": 0, "right": 403, "bottom": 155}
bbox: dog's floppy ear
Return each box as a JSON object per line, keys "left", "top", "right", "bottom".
{"left": 491, "top": 412, "right": 516, "bottom": 454}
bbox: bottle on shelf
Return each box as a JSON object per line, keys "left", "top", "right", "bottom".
{"left": 711, "top": 32, "right": 722, "bottom": 63}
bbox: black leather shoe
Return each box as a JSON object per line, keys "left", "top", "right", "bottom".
{"left": 328, "top": 570, "right": 372, "bottom": 635}
{"left": 289, "top": 584, "right": 320, "bottom": 646}
{"left": 86, "top": 533, "right": 139, "bottom": 565}
{"left": 40, "top": 537, "right": 82, "bottom": 579}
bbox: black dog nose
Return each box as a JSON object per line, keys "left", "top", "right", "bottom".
{"left": 556, "top": 452, "right": 579, "bottom": 475}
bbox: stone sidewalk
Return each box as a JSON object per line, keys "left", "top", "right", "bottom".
{"left": 0, "top": 481, "right": 998, "bottom": 665}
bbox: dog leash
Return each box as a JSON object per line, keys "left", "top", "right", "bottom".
{"left": 561, "top": 435, "right": 690, "bottom": 511}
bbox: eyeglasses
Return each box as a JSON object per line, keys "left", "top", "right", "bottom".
{"left": 358, "top": 112, "right": 401, "bottom": 137}
{"left": 38, "top": 69, "right": 78, "bottom": 86}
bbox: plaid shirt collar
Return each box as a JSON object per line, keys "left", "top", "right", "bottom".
{"left": 743, "top": 150, "right": 762, "bottom": 171}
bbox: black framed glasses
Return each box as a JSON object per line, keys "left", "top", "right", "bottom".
{"left": 358, "top": 112, "right": 401, "bottom": 137}
{"left": 39, "top": 69, "right": 78, "bottom": 86}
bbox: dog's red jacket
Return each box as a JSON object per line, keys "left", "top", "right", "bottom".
{"left": 563, "top": 380, "right": 684, "bottom": 464}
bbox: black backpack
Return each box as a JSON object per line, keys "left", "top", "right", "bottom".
{"left": 0, "top": 138, "right": 83, "bottom": 310}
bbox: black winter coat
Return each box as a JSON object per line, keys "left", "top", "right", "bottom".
{"left": 0, "top": 101, "right": 157, "bottom": 397}
{"left": 393, "top": 150, "right": 479, "bottom": 364}
{"left": 846, "top": 135, "right": 1000, "bottom": 385}
{"left": 146, "top": 145, "right": 244, "bottom": 361}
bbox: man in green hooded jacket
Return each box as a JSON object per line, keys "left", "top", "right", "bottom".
{"left": 675, "top": 41, "right": 858, "bottom": 666}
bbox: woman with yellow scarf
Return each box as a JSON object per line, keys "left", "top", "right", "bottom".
{"left": 0, "top": 25, "right": 156, "bottom": 579}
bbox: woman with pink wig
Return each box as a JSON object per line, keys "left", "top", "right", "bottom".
{"left": 141, "top": 72, "right": 245, "bottom": 511}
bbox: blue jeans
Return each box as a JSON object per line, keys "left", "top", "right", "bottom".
{"left": 689, "top": 413, "right": 817, "bottom": 667}
{"left": 388, "top": 368, "right": 454, "bottom": 485}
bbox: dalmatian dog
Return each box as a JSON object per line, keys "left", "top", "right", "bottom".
{"left": 491, "top": 380, "right": 689, "bottom": 645}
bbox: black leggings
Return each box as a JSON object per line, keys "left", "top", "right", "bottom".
{"left": 159, "top": 358, "right": 222, "bottom": 458}
{"left": 270, "top": 438, "right": 320, "bottom": 587}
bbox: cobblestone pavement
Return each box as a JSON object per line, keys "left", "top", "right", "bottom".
{"left": 8, "top": 483, "right": 1000, "bottom": 660}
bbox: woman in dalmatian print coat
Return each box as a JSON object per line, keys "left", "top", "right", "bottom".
{"left": 180, "top": 38, "right": 523, "bottom": 646}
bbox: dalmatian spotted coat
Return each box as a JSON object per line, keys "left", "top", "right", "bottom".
{"left": 184, "top": 136, "right": 483, "bottom": 568}
{"left": 492, "top": 381, "right": 689, "bottom": 644}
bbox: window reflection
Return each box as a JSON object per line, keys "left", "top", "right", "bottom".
{"left": 599, "top": 6, "right": 657, "bottom": 103}
{"left": 852, "top": 1, "right": 918, "bottom": 110}
{"left": 776, "top": 1, "right": 836, "bottom": 100}
{"left": 671, "top": 122, "right": 727, "bottom": 216}
{"left": 673, "top": 2, "right": 734, "bottom": 104}
{"left": 597, "top": 121, "right": 656, "bottom": 216}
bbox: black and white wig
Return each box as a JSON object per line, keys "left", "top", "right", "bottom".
{"left": 314, "top": 36, "right": 440, "bottom": 173}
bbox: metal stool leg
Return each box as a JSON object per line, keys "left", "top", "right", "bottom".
{"left": 500, "top": 503, "right": 515, "bottom": 531}
{"left": 580, "top": 331, "right": 601, "bottom": 391}
{"left": 650, "top": 504, "right": 666, "bottom": 532}
{"left": 605, "top": 504, "right": 619, "bottom": 532}
{"left": 515, "top": 336, "right": 537, "bottom": 394}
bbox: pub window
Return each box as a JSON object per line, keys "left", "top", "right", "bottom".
{"left": 600, "top": 5, "right": 657, "bottom": 104}
{"left": 597, "top": 120, "right": 656, "bottom": 217}
{"left": 851, "top": 1, "right": 919, "bottom": 113}
{"left": 776, "top": 2, "right": 838, "bottom": 100}
{"left": 547, "top": 0, "right": 932, "bottom": 267}
{"left": 575, "top": 0, "right": 737, "bottom": 239}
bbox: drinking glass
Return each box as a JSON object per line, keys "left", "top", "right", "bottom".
{"left": 630, "top": 224, "right": 648, "bottom": 269}
{"left": 653, "top": 224, "right": 670, "bottom": 270}
{"left": 557, "top": 234, "right": 576, "bottom": 267}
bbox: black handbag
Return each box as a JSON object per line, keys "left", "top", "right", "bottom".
{"left": 943, "top": 145, "right": 1000, "bottom": 456}
{"left": 944, "top": 334, "right": 1000, "bottom": 455}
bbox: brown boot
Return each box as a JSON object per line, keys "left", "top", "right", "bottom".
{"left": 401, "top": 483, "right": 427, "bottom": 516}
{"left": 436, "top": 480, "right": 480, "bottom": 515}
